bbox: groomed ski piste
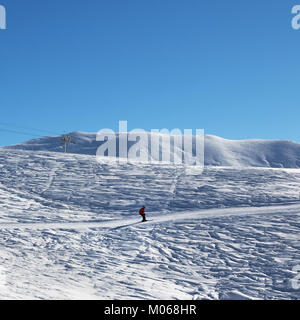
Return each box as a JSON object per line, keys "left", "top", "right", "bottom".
{"left": 0, "top": 134, "right": 300, "bottom": 300}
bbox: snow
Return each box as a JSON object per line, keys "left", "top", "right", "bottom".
{"left": 3, "top": 131, "right": 300, "bottom": 168}
{"left": 0, "top": 137, "right": 300, "bottom": 299}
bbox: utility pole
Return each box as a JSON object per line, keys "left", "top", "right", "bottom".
{"left": 61, "top": 134, "right": 76, "bottom": 153}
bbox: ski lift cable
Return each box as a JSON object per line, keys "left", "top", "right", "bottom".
{"left": 0, "top": 121, "right": 61, "bottom": 136}
{"left": 0, "top": 127, "right": 46, "bottom": 138}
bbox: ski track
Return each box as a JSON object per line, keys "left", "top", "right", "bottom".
{"left": 0, "top": 204, "right": 299, "bottom": 300}
{"left": 0, "top": 149, "right": 300, "bottom": 299}
{"left": 0, "top": 203, "right": 300, "bottom": 231}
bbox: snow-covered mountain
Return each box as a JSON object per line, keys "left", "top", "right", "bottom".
{"left": 3, "top": 131, "right": 300, "bottom": 168}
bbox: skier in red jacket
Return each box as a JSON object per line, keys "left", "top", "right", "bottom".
{"left": 139, "top": 206, "right": 147, "bottom": 222}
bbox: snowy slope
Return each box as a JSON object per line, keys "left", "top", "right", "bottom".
{"left": 3, "top": 132, "right": 300, "bottom": 168}
{"left": 0, "top": 148, "right": 299, "bottom": 299}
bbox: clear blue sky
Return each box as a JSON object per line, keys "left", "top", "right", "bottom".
{"left": 0, "top": 0, "right": 300, "bottom": 146}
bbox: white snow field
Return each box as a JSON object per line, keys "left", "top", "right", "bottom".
{"left": 0, "top": 134, "right": 300, "bottom": 299}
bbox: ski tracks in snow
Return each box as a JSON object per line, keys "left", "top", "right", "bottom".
{"left": 0, "top": 203, "right": 300, "bottom": 231}
{"left": 168, "top": 166, "right": 186, "bottom": 210}
{"left": 41, "top": 164, "right": 58, "bottom": 195}
{"left": 0, "top": 204, "right": 299, "bottom": 299}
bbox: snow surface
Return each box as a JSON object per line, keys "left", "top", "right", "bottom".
{"left": 0, "top": 147, "right": 299, "bottom": 299}
{"left": 4, "top": 131, "right": 300, "bottom": 168}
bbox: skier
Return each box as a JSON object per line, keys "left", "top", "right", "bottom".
{"left": 139, "top": 206, "right": 147, "bottom": 222}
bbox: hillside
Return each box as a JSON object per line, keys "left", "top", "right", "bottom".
{"left": 0, "top": 148, "right": 299, "bottom": 299}
{"left": 3, "top": 132, "right": 300, "bottom": 168}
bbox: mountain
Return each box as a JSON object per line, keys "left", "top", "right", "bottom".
{"left": 3, "top": 131, "right": 300, "bottom": 168}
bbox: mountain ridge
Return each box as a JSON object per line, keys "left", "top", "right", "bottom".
{"left": 2, "top": 131, "right": 300, "bottom": 168}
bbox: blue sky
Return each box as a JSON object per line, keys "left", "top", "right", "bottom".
{"left": 0, "top": 0, "right": 300, "bottom": 146}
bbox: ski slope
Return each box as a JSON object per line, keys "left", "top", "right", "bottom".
{"left": 0, "top": 148, "right": 299, "bottom": 299}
